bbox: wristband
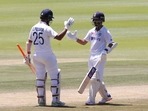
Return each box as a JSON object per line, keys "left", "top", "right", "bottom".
{"left": 27, "top": 51, "right": 31, "bottom": 54}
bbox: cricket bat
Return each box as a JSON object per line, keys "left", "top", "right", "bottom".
{"left": 17, "top": 44, "right": 36, "bottom": 74}
{"left": 78, "top": 58, "right": 101, "bottom": 94}
{"left": 78, "top": 42, "right": 118, "bottom": 94}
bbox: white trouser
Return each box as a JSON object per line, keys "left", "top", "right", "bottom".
{"left": 87, "top": 54, "right": 109, "bottom": 103}
{"left": 33, "top": 52, "right": 61, "bottom": 102}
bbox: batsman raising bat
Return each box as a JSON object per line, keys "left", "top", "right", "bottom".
{"left": 24, "top": 8, "right": 74, "bottom": 107}
{"left": 67, "top": 11, "right": 118, "bottom": 105}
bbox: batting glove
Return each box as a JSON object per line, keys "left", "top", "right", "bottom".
{"left": 66, "top": 30, "right": 78, "bottom": 41}
{"left": 24, "top": 54, "right": 31, "bottom": 65}
{"left": 64, "top": 17, "right": 74, "bottom": 30}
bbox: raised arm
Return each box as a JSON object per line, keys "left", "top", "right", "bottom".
{"left": 66, "top": 30, "right": 88, "bottom": 45}
{"left": 54, "top": 17, "right": 74, "bottom": 40}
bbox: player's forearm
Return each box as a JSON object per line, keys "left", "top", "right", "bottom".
{"left": 54, "top": 28, "right": 67, "bottom": 40}
{"left": 76, "top": 38, "right": 87, "bottom": 45}
{"left": 26, "top": 40, "right": 32, "bottom": 54}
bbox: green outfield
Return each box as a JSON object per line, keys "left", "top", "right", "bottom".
{"left": 0, "top": 0, "right": 148, "bottom": 111}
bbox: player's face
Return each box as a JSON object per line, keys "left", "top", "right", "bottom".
{"left": 92, "top": 19, "right": 102, "bottom": 27}
{"left": 46, "top": 19, "right": 53, "bottom": 26}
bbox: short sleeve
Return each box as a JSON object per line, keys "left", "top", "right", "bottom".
{"left": 104, "top": 29, "right": 113, "bottom": 44}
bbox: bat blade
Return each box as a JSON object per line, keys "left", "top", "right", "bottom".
{"left": 17, "top": 44, "right": 36, "bottom": 74}
{"left": 78, "top": 67, "right": 96, "bottom": 94}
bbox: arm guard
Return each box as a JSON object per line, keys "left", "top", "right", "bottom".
{"left": 104, "top": 42, "right": 118, "bottom": 54}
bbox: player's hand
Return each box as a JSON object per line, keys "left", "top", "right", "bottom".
{"left": 64, "top": 17, "right": 74, "bottom": 30}
{"left": 101, "top": 50, "right": 107, "bottom": 55}
{"left": 101, "top": 50, "right": 107, "bottom": 60}
{"left": 24, "top": 54, "right": 31, "bottom": 65}
{"left": 66, "top": 30, "right": 77, "bottom": 41}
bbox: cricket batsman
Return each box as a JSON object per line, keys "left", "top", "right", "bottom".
{"left": 24, "top": 8, "right": 74, "bottom": 106}
{"left": 67, "top": 11, "right": 118, "bottom": 105}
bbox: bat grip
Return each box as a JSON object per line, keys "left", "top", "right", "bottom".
{"left": 94, "top": 59, "right": 101, "bottom": 68}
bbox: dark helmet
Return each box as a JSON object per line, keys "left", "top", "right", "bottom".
{"left": 92, "top": 12, "right": 105, "bottom": 22}
{"left": 40, "top": 9, "right": 54, "bottom": 21}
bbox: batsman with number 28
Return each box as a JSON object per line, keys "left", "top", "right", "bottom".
{"left": 67, "top": 11, "right": 118, "bottom": 105}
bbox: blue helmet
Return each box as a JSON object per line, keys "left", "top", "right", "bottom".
{"left": 40, "top": 9, "right": 54, "bottom": 21}
{"left": 92, "top": 12, "right": 105, "bottom": 22}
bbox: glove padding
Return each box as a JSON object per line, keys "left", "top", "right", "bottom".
{"left": 66, "top": 30, "right": 77, "bottom": 41}
{"left": 101, "top": 42, "right": 118, "bottom": 55}
{"left": 23, "top": 54, "right": 31, "bottom": 65}
{"left": 64, "top": 17, "right": 74, "bottom": 30}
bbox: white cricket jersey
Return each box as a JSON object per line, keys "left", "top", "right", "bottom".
{"left": 84, "top": 26, "right": 113, "bottom": 56}
{"left": 29, "top": 21, "right": 58, "bottom": 53}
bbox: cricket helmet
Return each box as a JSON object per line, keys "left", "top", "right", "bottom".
{"left": 40, "top": 9, "right": 54, "bottom": 21}
{"left": 92, "top": 12, "right": 105, "bottom": 22}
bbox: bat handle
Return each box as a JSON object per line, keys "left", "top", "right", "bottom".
{"left": 17, "top": 44, "right": 36, "bottom": 74}
{"left": 17, "top": 44, "right": 26, "bottom": 58}
{"left": 94, "top": 59, "right": 101, "bottom": 68}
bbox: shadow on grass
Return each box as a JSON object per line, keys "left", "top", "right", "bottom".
{"left": 34, "top": 102, "right": 132, "bottom": 109}
{"left": 97, "top": 103, "right": 132, "bottom": 106}
{"left": 82, "top": 103, "right": 132, "bottom": 107}
{"left": 35, "top": 105, "right": 76, "bottom": 108}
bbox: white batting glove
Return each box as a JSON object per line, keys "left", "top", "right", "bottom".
{"left": 23, "top": 54, "right": 31, "bottom": 65}
{"left": 102, "top": 42, "right": 118, "bottom": 54}
{"left": 66, "top": 30, "right": 78, "bottom": 41}
{"left": 64, "top": 17, "right": 74, "bottom": 30}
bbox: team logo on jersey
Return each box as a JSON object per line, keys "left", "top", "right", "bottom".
{"left": 90, "top": 32, "right": 101, "bottom": 41}
{"left": 90, "top": 36, "right": 101, "bottom": 41}
{"left": 97, "top": 37, "right": 101, "bottom": 41}
{"left": 90, "top": 37, "right": 94, "bottom": 40}
{"left": 98, "top": 33, "right": 102, "bottom": 36}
